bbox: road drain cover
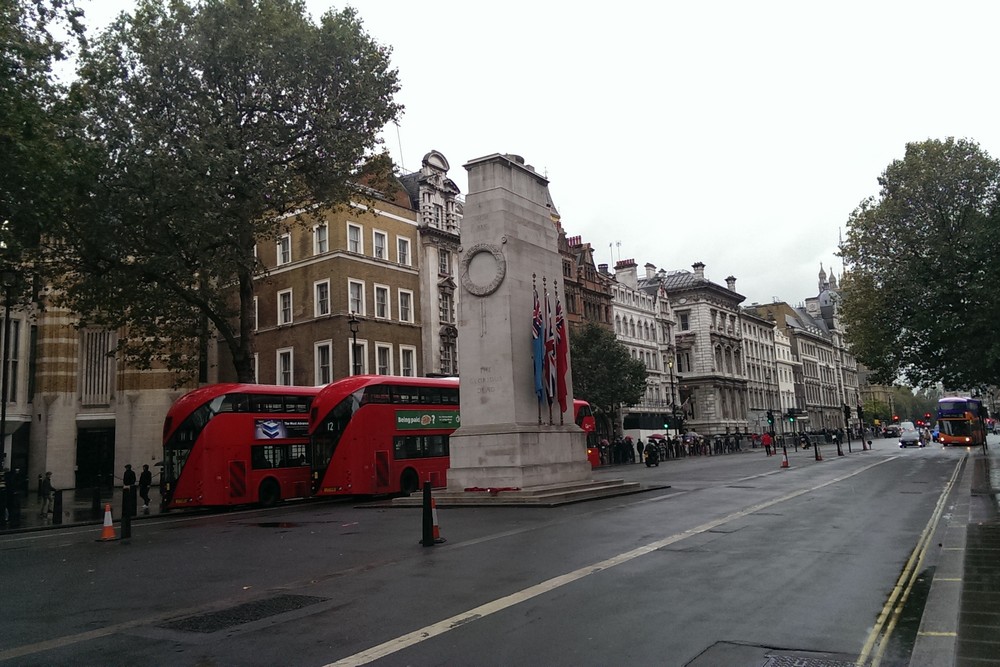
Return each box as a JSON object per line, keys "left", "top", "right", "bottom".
{"left": 160, "top": 594, "right": 327, "bottom": 633}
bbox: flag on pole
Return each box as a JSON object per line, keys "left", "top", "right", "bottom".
{"left": 555, "top": 295, "right": 568, "bottom": 413}
{"left": 544, "top": 288, "right": 556, "bottom": 405}
{"left": 532, "top": 284, "right": 544, "bottom": 402}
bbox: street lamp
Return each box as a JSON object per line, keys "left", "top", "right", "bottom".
{"left": 0, "top": 269, "right": 15, "bottom": 465}
{"left": 348, "top": 312, "right": 360, "bottom": 376}
{"left": 667, "top": 356, "right": 676, "bottom": 432}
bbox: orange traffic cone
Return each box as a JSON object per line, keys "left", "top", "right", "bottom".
{"left": 98, "top": 503, "right": 117, "bottom": 541}
{"left": 780, "top": 451, "right": 790, "bottom": 468}
{"left": 430, "top": 497, "right": 445, "bottom": 544}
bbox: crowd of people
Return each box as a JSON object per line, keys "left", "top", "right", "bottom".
{"left": 597, "top": 427, "right": 868, "bottom": 467}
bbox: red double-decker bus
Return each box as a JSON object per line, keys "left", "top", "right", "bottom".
{"left": 162, "top": 384, "right": 320, "bottom": 509}
{"left": 308, "top": 376, "right": 459, "bottom": 496}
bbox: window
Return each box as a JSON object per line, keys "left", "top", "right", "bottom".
{"left": 400, "top": 346, "right": 416, "bottom": 377}
{"left": 347, "top": 223, "right": 362, "bottom": 254}
{"left": 439, "top": 292, "right": 453, "bottom": 323}
{"left": 276, "top": 234, "right": 291, "bottom": 265}
{"left": 433, "top": 203, "right": 443, "bottom": 227}
{"left": 439, "top": 249, "right": 451, "bottom": 275}
{"left": 397, "top": 237, "right": 411, "bottom": 266}
{"left": 373, "top": 230, "right": 387, "bottom": 260}
{"left": 314, "top": 224, "right": 328, "bottom": 254}
{"left": 253, "top": 297, "right": 258, "bottom": 331}
{"left": 278, "top": 289, "right": 293, "bottom": 325}
{"left": 349, "top": 340, "right": 367, "bottom": 375}
{"left": 441, "top": 341, "right": 456, "bottom": 375}
{"left": 251, "top": 353, "right": 258, "bottom": 383}
{"left": 679, "top": 312, "right": 690, "bottom": 331}
{"left": 348, "top": 280, "right": 364, "bottom": 315}
{"left": 374, "top": 285, "right": 389, "bottom": 319}
{"left": 315, "top": 341, "right": 332, "bottom": 385}
{"left": 376, "top": 343, "right": 392, "bottom": 375}
{"left": 277, "top": 348, "right": 293, "bottom": 385}
{"left": 398, "top": 290, "right": 414, "bottom": 323}
{"left": 3, "top": 319, "right": 20, "bottom": 402}
{"left": 314, "top": 280, "right": 330, "bottom": 317}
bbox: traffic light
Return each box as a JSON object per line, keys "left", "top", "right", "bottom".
{"left": 787, "top": 410, "right": 795, "bottom": 423}
{"left": 767, "top": 410, "right": 774, "bottom": 425}
{"left": 843, "top": 405, "right": 851, "bottom": 422}
{"left": 857, "top": 405, "right": 864, "bottom": 421}
{"left": 893, "top": 414, "right": 899, "bottom": 422}
{"left": 924, "top": 412, "right": 931, "bottom": 420}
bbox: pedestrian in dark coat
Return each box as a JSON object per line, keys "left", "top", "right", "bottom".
{"left": 139, "top": 464, "right": 153, "bottom": 510}
{"left": 122, "top": 464, "right": 137, "bottom": 517}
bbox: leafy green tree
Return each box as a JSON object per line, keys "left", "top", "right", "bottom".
{"left": 1, "top": 0, "right": 85, "bottom": 267}
{"left": 840, "top": 138, "right": 1000, "bottom": 390}
{"left": 40, "top": 0, "right": 401, "bottom": 383}
{"left": 570, "top": 322, "right": 647, "bottom": 435}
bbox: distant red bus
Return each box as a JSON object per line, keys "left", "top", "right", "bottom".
{"left": 308, "top": 376, "right": 459, "bottom": 496}
{"left": 162, "top": 384, "right": 319, "bottom": 509}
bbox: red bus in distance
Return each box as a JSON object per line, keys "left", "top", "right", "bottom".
{"left": 308, "top": 376, "right": 459, "bottom": 496}
{"left": 162, "top": 384, "right": 319, "bottom": 509}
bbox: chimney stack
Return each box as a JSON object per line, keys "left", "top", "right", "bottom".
{"left": 692, "top": 262, "right": 706, "bottom": 281}
{"left": 726, "top": 275, "right": 737, "bottom": 291}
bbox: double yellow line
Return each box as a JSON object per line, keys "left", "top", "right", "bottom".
{"left": 856, "top": 454, "right": 966, "bottom": 666}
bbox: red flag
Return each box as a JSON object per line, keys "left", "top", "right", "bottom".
{"left": 555, "top": 296, "right": 568, "bottom": 413}
{"left": 544, "top": 289, "right": 556, "bottom": 405}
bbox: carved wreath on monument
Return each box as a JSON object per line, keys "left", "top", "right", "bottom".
{"left": 459, "top": 240, "right": 507, "bottom": 297}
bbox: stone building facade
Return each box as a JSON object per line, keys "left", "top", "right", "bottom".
{"left": 399, "top": 151, "right": 462, "bottom": 376}
{"left": 660, "top": 263, "right": 749, "bottom": 437}
{"left": 740, "top": 309, "right": 779, "bottom": 435}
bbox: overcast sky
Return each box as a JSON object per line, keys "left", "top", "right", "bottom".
{"left": 79, "top": 0, "right": 1000, "bottom": 306}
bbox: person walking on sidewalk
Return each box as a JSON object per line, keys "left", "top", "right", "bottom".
{"left": 138, "top": 464, "right": 152, "bottom": 511}
{"left": 40, "top": 472, "right": 55, "bottom": 517}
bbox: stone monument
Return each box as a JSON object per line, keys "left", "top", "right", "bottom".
{"left": 446, "top": 153, "right": 592, "bottom": 491}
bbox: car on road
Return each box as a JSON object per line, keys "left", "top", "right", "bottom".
{"left": 899, "top": 421, "right": 923, "bottom": 447}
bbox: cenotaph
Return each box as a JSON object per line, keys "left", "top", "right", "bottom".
{"left": 446, "top": 153, "right": 592, "bottom": 491}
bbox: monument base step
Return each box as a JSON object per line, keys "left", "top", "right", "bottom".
{"left": 389, "top": 479, "right": 663, "bottom": 507}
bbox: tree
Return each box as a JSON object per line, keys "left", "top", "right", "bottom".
{"left": 569, "top": 322, "right": 647, "bottom": 435}
{"left": 1, "top": 0, "right": 85, "bottom": 265}
{"left": 840, "top": 138, "right": 1000, "bottom": 390}
{"left": 39, "top": 0, "right": 401, "bottom": 383}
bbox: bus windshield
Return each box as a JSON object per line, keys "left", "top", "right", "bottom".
{"left": 939, "top": 420, "right": 974, "bottom": 437}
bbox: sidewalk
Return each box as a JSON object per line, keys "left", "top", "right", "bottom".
{"left": 2, "top": 486, "right": 165, "bottom": 534}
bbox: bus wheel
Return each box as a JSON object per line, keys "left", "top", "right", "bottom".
{"left": 400, "top": 469, "right": 419, "bottom": 496}
{"left": 258, "top": 479, "right": 281, "bottom": 507}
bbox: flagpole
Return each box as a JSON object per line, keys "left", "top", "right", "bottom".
{"left": 533, "top": 274, "right": 542, "bottom": 425}
{"left": 555, "top": 281, "right": 564, "bottom": 426}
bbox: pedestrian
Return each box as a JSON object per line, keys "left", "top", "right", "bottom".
{"left": 122, "top": 464, "right": 137, "bottom": 517}
{"left": 636, "top": 438, "right": 644, "bottom": 464}
{"left": 40, "top": 471, "right": 55, "bottom": 517}
{"left": 762, "top": 431, "right": 773, "bottom": 456}
{"left": 139, "top": 464, "right": 153, "bottom": 511}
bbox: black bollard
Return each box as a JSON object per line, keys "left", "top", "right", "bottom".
{"left": 121, "top": 509, "right": 132, "bottom": 539}
{"left": 52, "top": 489, "right": 63, "bottom": 525}
{"left": 421, "top": 481, "right": 434, "bottom": 547}
{"left": 92, "top": 485, "right": 101, "bottom": 518}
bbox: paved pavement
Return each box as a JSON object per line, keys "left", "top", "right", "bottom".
{"left": 1, "top": 485, "right": 166, "bottom": 534}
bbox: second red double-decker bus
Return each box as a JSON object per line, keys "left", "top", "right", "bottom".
{"left": 308, "top": 376, "right": 459, "bottom": 496}
{"left": 162, "top": 384, "right": 320, "bottom": 509}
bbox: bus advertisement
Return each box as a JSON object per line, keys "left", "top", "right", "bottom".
{"left": 308, "top": 376, "right": 459, "bottom": 497}
{"left": 936, "top": 396, "right": 986, "bottom": 447}
{"left": 161, "top": 384, "right": 320, "bottom": 509}
{"left": 574, "top": 399, "right": 600, "bottom": 468}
